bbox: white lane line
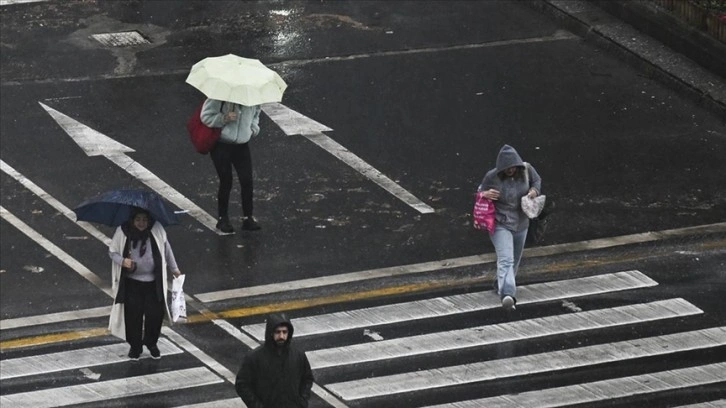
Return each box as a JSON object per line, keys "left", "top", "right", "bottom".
{"left": 2, "top": 32, "right": 578, "bottom": 85}
{"left": 0, "top": 338, "right": 182, "bottom": 380}
{"left": 195, "top": 221, "right": 726, "bottom": 303}
{"left": 421, "top": 362, "right": 726, "bottom": 408}
{"left": 212, "top": 319, "right": 349, "bottom": 408}
{"left": 307, "top": 298, "right": 702, "bottom": 369}
{"left": 241, "top": 270, "right": 657, "bottom": 340}
{"left": 0, "top": 0, "right": 47, "bottom": 5}
{"left": 260, "top": 102, "right": 332, "bottom": 135}
{"left": 0, "top": 306, "right": 111, "bottom": 331}
{"left": 305, "top": 132, "right": 434, "bottom": 213}
{"left": 275, "top": 30, "right": 579, "bottom": 67}
{"left": 0, "top": 206, "right": 113, "bottom": 297}
{"left": 107, "top": 153, "right": 221, "bottom": 232}
{"left": 1, "top": 159, "right": 111, "bottom": 245}
{"left": 161, "top": 326, "right": 237, "bottom": 384}
{"left": 0, "top": 367, "right": 223, "bottom": 408}
{"left": 327, "top": 326, "right": 726, "bottom": 400}
{"left": 261, "top": 103, "right": 434, "bottom": 214}
{"left": 38, "top": 102, "right": 222, "bottom": 234}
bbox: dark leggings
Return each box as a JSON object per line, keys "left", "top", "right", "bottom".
{"left": 210, "top": 142, "right": 253, "bottom": 218}
{"left": 124, "top": 278, "right": 164, "bottom": 351}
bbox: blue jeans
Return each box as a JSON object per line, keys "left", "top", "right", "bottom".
{"left": 490, "top": 225, "right": 528, "bottom": 300}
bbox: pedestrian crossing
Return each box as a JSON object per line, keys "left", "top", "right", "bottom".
{"left": 421, "top": 363, "right": 726, "bottom": 408}
{"left": 0, "top": 269, "right": 723, "bottom": 407}
{"left": 0, "top": 338, "right": 183, "bottom": 380}
{"left": 1, "top": 367, "right": 224, "bottom": 408}
{"left": 326, "top": 327, "right": 726, "bottom": 400}
{"left": 263, "top": 269, "right": 724, "bottom": 407}
{"left": 239, "top": 270, "right": 658, "bottom": 340}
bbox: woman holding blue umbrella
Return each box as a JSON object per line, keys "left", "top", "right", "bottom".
{"left": 108, "top": 207, "right": 182, "bottom": 360}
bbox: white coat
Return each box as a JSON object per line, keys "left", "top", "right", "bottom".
{"left": 108, "top": 222, "right": 172, "bottom": 339}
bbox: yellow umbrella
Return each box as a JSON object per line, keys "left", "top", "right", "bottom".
{"left": 185, "top": 54, "right": 287, "bottom": 106}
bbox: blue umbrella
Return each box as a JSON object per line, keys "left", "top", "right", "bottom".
{"left": 73, "top": 189, "right": 180, "bottom": 227}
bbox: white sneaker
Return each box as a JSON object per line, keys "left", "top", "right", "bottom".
{"left": 502, "top": 296, "right": 516, "bottom": 311}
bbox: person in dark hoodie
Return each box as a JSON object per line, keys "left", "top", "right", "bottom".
{"left": 235, "top": 313, "right": 314, "bottom": 408}
{"left": 478, "top": 145, "right": 542, "bottom": 311}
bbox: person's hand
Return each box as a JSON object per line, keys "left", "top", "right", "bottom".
{"left": 224, "top": 111, "right": 238, "bottom": 123}
{"left": 527, "top": 188, "right": 538, "bottom": 198}
{"left": 172, "top": 270, "right": 182, "bottom": 278}
{"left": 122, "top": 258, "right": 134, "bottom": 269}
{"left": 482, "top": 189, "right": 500, "bottom": 200}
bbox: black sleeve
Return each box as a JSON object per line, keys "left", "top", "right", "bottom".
{"left": 235, "top": 353, "right": 264, "bottom": 408}
{"left": 298, "top": 351, "right": 314, "bottom": 406}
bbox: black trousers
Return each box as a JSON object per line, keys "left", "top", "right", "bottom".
{"left": 124, "top": 278, "right": 164, "bottom": 352}
{"left": 210, "top": 142, "right": 253, "bottom": 219}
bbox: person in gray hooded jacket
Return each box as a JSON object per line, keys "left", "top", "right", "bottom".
{"left": 235, "top": 313, "right": 314, "bottom": 408}
{"left": 478, "top": 144, "right": 541, "bottom": 311}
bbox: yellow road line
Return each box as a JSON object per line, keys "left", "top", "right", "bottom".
{"left": 4, "top": 239, "right": 723, "bottom": 351}
{"left": 211, "top": 280, "right": 478, "bottom": 321}
{"left": 0, "top": 280, "right": 476, "bottom": 351}
{"left": 536, "top": 239, "right": 726, "bottom": 273}
{"left": 0, "top": 328, "right": 108, "bottom": 350}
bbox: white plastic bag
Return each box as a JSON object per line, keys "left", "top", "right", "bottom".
{"left": 170, "top": 275, "right": 187, "bottom": 323}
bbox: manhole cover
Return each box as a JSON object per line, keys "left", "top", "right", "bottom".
{"left": 90, "top": 31, "right": 150, "bottom": 47}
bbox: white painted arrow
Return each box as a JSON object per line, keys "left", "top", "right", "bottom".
{"left": 363, "top": 329, "right": 384, "bottom": 341}
{"left": 79, "top": 368, "right": 101, "bottom": 381}
{"left": 262, "top": 103, "right": 434, "bottom": 214}
{"left": 39, "top": 102, "right": 223, "bottom": 234}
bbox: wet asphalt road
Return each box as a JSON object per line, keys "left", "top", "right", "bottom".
{"left": 1, "top": 1, "right": 725, "bottom": 407}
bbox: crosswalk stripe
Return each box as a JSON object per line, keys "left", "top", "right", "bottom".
{"left": 672, "top": 401, "right": 726, "bottom": 408}
{"left": 420, "top": 362, "right": 726, "bottom": 408}
{"left": 175, "top": 398, "right": 244, "bottom": 408}
{"left": 241, "top": 270, "right": 657, "bottom": 340}
{"left": 326, "top": 326, "right": 726, "bottom": 400}
{"left": 0, "top": 305, "right": 112, "bottom": 330}
{"left": 0, "top": 366, "right": 223, "bottom": 408}
{"left": 308, "top": 298, "right": 702, "bottom": 369}
{"left": 0, "top": 338, "right": 182, "bottom": 380}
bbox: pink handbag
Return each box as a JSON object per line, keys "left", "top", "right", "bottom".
{"left": 473, "top": 192, "right": 496, "bottom": 234}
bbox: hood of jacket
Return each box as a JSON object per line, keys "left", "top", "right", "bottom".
{"left": 264, "top": 313, "right": 294, "bottom": 348}
{"left": 495, "top": 144, "right": 525, "bottom": 174}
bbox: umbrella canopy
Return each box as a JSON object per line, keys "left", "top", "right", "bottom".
{"left": 185, "top": 54, "right": 287, "bottom": 106}
{"left": 73, "top": 189, "right": 180, "bottom": 227}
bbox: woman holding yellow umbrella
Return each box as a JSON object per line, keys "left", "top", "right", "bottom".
{"left": 186, "top": 54, "right": 287, "bottom": 233}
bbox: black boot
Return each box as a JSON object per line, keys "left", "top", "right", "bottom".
{"left": 216, "top": 217, "right": 234, "bottom": 233}
{"left": 242, "top": 216, "right": 261, "bottom": 231}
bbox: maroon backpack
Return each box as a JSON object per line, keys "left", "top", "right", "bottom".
{"left": 186, "top": 101, "right": 222, "bottom": 154}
